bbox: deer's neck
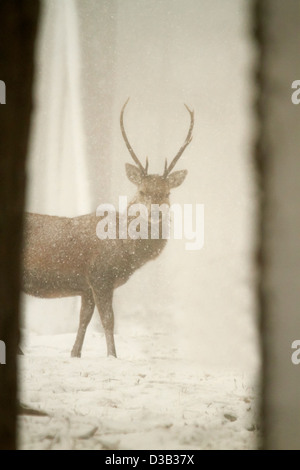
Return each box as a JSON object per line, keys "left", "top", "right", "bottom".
{"left": 124, "top": 236, "right": 167, "bottom": 272}
{"left": 116, "top": 210, "right": 168, "bottom": 264}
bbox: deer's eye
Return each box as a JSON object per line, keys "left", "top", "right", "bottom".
{"left": 139, "top": 191, "right": 145, "bottom": 196}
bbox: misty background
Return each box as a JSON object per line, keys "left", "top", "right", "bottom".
{"left": 22, "top": 0, "right": 258, "bottom": 371}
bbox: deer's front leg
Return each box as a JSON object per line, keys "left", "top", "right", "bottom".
{"left": 71, "top": 289, "right": 95, "bottom": 358}
{"left": 92, "top": 284, "right": 116, "bottom": 358}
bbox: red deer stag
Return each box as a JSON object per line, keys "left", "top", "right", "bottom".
{"left": 22, "top": 100, "right": 194, "bottom": 357}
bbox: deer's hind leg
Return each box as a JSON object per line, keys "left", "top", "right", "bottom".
{"left": 71, "top": 289, "right": 95, "bottom": 358}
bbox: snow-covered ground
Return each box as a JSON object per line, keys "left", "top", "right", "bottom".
{"left": 19, "top": 324, "right": 260, "bottom": 450}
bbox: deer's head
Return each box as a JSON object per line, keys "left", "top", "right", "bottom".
{"left": 120, "top": 99, "right": 194, "bottom": 208}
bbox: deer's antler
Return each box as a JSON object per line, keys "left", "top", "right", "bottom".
{"left": 120, "top": 98, "right": 148, "bottom": 175}
{"left": 163, "top": 104, "right": 194, "bottom": 177}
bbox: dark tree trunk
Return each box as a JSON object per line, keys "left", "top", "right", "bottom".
{"left": 0, "top": 0, "right": 39, "bottom": 450}
{"left": 254, "top": 0, "right": 300, "bottom": 450}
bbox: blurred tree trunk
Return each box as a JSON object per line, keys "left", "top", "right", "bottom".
{"left": 0, "top": 0, "right": 39, "bottom": 450}
{"left": 255, "top": 0, "right": 300, "bottom": 450}
{"left": 77, "top": 0, "right": 117, "bottom": 207}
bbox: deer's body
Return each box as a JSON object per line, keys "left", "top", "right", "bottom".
{"left": 23, "top": 211, "right": 166, "bottom": 298}
{"left": 22, "top": 100, "right": 194, "bottom": 357}
{"left": 23, "top": 210, "right": 167, "bottom": 357}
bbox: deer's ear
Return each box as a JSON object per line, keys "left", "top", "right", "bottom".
{"left": 125, "top": 163, "right": 143, "bottom": 185}
{"left": 167, "top": 169, "right": 188, "bottom": 188}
